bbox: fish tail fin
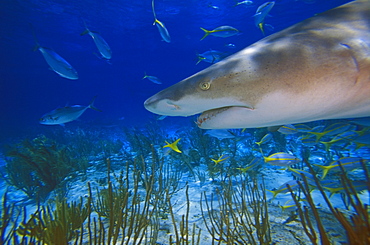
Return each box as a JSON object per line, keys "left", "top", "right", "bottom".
{"left": 152, "top": 0, "right": 157, "bottom": 20}
{"left": 80, "top": 30, "right": 89, "bottom": 36}
{"left": 320, "top": 141, "right": 332, "bottom": 151}
{"left": 29, "top": 23, "right": 40, "bottom": 50}
{"left": 258, "top": 22, "right": 265, "bottom": 36}
{"left": 211, "top": 54, "right": 217, "bottom": 63}
{"left": 80, "top": 18, "right": 90, "bottom": 35}
{"left": 314, "top": 164, "right": 331, "bottom": 179}
{"left": 266, "top": 189, "right": 279, "bottom": 198}
{"left": 143, "top": 72, "right": 147, "bottom": 79}
{"left": 88, "top": 96, "right": 102, "bottom": 112}
{"left": 196, "top": 56, "right": 205, "bottom": 65}
{"left": 32, "top": 45, "right": 40, "bottom": 52}
{"left": 324, "top": 187, "right": 337, "bottom": 198}
{"left": 320, "top": 168, "right": 330, "bottom": 179}
{"left": 200, "top": 27, "right": 211, "bottom": 40}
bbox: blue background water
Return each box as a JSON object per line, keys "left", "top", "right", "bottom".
{"left": 0, "top": 0, "right": 352, "bottom": 140}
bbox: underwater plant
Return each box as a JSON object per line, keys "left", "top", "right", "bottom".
{"left": 166, "top": 185, "right": 201, "bottom": 245}
{"left": 288, "top": 159, "right": 370, "bottom": 245}
{"left": 201, "top": 175, "right": 271, "bottom": 244}
{"left": 90, "top": 156, "right": 161, "bottom": 244}
{"left": 17, "top": 196, "right": 91, "bottom": 245}
{"left": 0, "top": 191, "right": 20, "bottom": 245}
{"left": 4, "top": 135, "right": 89, "bottom": 201}
{"left": 49, "top": 127, "right": 124, "bottom": 159}
{"left": 2, "top": 155, "right": 160, "bottom": 244}
{"left": 123, "top": 127, "right": 154, "bottom": 158}
{"left": 143, "top": 120, "right": 167, "bottom": 147}
{"left": 134, "top": 145, "right": 186, "bottom": 219}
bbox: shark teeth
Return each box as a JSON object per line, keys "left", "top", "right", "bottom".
{"left": 196, "top": 107, "right": 232, "bottom": 126}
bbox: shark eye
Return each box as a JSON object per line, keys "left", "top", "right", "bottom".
{"left": 199, "top": 81, "right": 211, "bottom": 90}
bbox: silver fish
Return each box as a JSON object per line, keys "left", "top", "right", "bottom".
{"left": 81, "top": 20, "right": 112, "bottom": 60}
{"left": 40, "top": 96, "right": 101, "bottom": 126}
{"left": 37, "top": 47, "right": 78, "bottom": 80}
{"left": 31, "top": 25, "right": 78, "bottom": 80}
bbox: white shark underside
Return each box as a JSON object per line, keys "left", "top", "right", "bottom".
{"left": 144, "top": 0, "right": 370, "bottom": 129}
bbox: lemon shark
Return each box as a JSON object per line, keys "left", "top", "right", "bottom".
{"left": 144, "top": 0, "right": 370, "bottom": 129}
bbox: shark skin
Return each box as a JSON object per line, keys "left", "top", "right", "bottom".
{"left": 144, "top": 0, "right": 370, "bottom": 129}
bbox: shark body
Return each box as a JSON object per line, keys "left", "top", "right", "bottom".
{"left": 144, "top": 0, "right": 370, "bottom": 129}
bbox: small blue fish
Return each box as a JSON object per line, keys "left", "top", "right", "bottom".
{"left": 196, "top": 50, "right": 226, "bottom": 64}
{"left": 157, "top": 115, "right": 167, "bottom": 120}
{"left": 320, "top": 130, "right": 360, "bottom": 151}
{"left": 31, "top": 24, "right": 78, "bottom": 80}
{"left": 315, "top": 157, "right": 367, "bottom": 179}
{"left": 349, "top": 117, "right": 370, "bottom": 127}
{"left": 37, "top": 47, "right": 78, "bottom": 80}
{"left": 298, "top": 135, "right": 317, "bottom": 147}
{"left": 294, "top": 123, "right": 312, "bottom": 132}
{"left": 254, "top": 1, "right": 275, "bottom": 35}
{"left": 225, "top": 43, "right": 236, "bottom": 49}
{"left": 324, "top": 181, "right": 368, "bottom": 197}
{"left": 267, "top": 179, "right": 300, "bottom": 198}
{"left": 236, "top": 157, "right": 263, "bottom": 173}
{"left": 288, "top": 167, "right": 317, "bottom": 186}
{"left": 208, "top": 4, "right": 220, "bottom": 10}
{"left": 322, "top": 122, "right": 352, "bottom": 136}
{"left": 40, "top": 96, "right": 101, "bottom": 126}
{"left": 278, "top": 124, "right": 298, "bottom": 134}
{"left": 255, "top": 133, "right": 273, "bottom": 146}
{"left": 234, "top": 0, "right": 254, "bottom": 7}
{"left": 353, "top": 133, "right": 370, "bottom": 145}
{"left": 81, "top": 20, "right": 112, "bottom": 60}
{"left": 211, "top": 154, "right": 230, "bottom": 165}
{"left": 143, "top": 72, "right": 162, "bottom": 84}
{"left": 264, "top": 152, "right": 300, "bottom": 167}
{"left": 152, "top": 0, "right": 171, "bottom": 43}
{"left": 204, "top": 129, "right": 236, "bottom": 139}
{"left": 280, "top": 198, "right": 308, "bottom": 213}
{"left": 200, "top": 26, "right": 240, "bottom": 40}
{"left": 307, "top": 122, "right": 352, "bottom": 142}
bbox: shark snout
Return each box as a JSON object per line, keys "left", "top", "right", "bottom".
{"left": 144, "top": 94, "right": 182, "bottom": 116}
{"left": 143, "top": 94, "right": 161, "bottom": 112}
{"left": 143, "top": 95, "right": 158, "bottom": 109}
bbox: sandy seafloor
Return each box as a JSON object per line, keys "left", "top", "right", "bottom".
{"left": 1, "top": 130, "right": 368, "bottom": 245}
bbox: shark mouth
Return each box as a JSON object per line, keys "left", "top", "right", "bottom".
{"left": 197, "top": 106, "right": 255, "bottom": 127}
{"left": 196, "top": 107, "right": 230, "bottom": 126}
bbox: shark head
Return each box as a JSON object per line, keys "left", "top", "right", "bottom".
{"left": 144, "top": 54, "right": 259, "bottom": 128}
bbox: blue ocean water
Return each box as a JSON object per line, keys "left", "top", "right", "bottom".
{"left": 0, "top": 0, "right": 352, "bottom": 139}
{"left": 1, "top": 1, "right": 369, "bottom": 244}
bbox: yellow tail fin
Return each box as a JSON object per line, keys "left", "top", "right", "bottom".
{"left": 200, "top": 27, "right": 211, "bottom": 40}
